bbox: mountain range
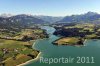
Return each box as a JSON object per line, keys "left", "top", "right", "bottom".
{"left": 57, "top": 12, "right": 100, "bottom": 24}
{"left": 0, "top": 11, "right": 100, "bottom": 29}
{"left": 0, "top": 14, "right": 46, "bottom": 30}
{"left": 34, "top": 15, "right": 63, "bottom": 23}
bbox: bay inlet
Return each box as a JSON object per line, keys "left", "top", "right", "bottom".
{"left": 25, "top": 26, "right": 100, "bottom": 66}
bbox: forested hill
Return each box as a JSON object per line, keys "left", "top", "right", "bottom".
{"left": 57, "top": 12, "right": 100, "bottom": 24}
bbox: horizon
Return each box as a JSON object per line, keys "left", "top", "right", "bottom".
{"left": 0, "top": 0, "right": 100, "bottom": 16}
{"left": 0, "top": 11, "right": 99, "bottom": 17}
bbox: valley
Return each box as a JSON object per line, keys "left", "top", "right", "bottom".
{"left": 0, "top": 12, "right": 100, "bottom": 66}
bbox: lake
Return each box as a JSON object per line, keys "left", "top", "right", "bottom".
{"left": 25, "top": 26, "right": 100, "bottom": 66}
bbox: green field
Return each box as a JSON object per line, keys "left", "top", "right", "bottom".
{"left": 0, "top": 28, "right": 48, "bottom": 66}
{"left": 0, "top": 39, "right": 39, "bottom": 66}
{"left": 53, "top": 37, "right": 84, "bottom": 45}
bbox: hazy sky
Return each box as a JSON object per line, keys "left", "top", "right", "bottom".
{"left": 0, "top": 0, "right": 100, "bottom": 16}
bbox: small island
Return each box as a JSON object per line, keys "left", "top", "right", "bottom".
{"left": 53, "top": 37, "right": 84, "bottom": 46}
{"left": 53, "top": 23, "right": 100, "bottom": 46}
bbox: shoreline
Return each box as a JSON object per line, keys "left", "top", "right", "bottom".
{"left": 17, "top": 52, "right": 42, "bottom": 66}
{"left": 17, "top": 38, "right": 46, "bottom": 66}
{"left": 52, "top": 37, "right": 85, "bottom": 46}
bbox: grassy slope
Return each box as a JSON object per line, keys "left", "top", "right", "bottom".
{"left": 0, "top": 28, "right": 47, "bottom": 66}
{"left": 54, "top": 37, "right": 81, "bottom": 45}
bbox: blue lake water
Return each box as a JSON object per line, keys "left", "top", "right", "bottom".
{"left": 25, "top": 26, "right": 100, "bottom": 66}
